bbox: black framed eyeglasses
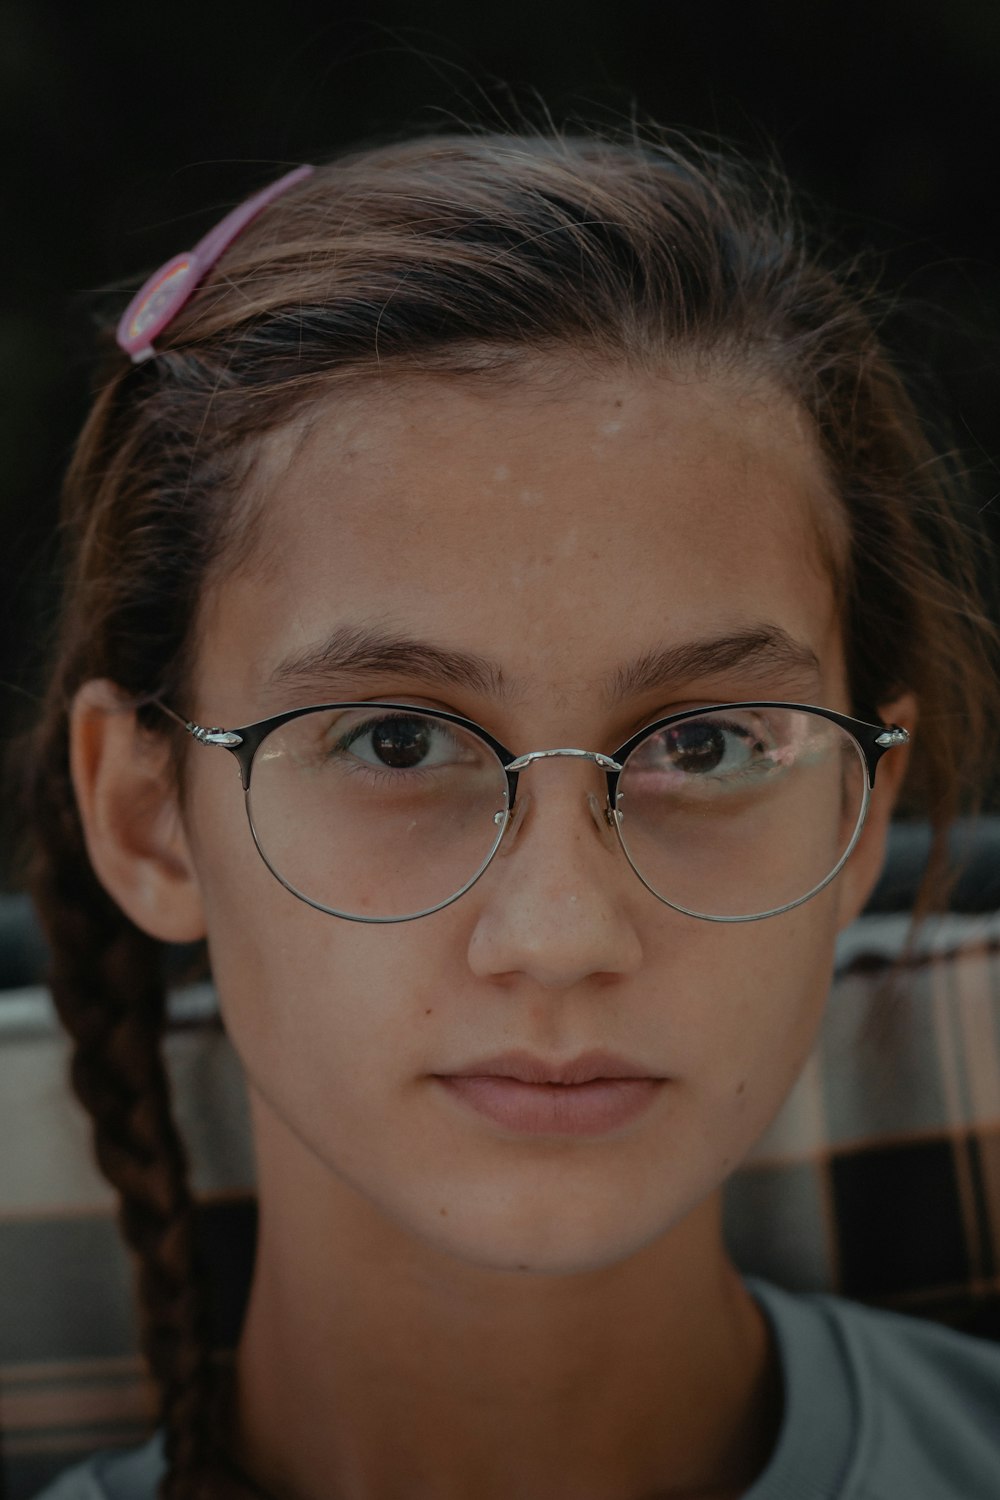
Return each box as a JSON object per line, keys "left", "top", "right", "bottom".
{"left": 156, "top": 700, "right": 908, "bottom": 924}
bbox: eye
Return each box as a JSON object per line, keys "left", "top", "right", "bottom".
{"left": 658, "top": 716, "right": 768, "bottom": 776}
{"left": 335, "top": 713, "right": 473, "bottom": 772}
{"left": 624, "top": 709, "right": 781, "bottom": 792}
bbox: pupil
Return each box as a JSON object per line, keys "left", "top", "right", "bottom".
{"left": 667, "top": 723, "right": 726, "bottom": 773}
{"left": 372, "top": 718, "right": 430, "bottom": 768}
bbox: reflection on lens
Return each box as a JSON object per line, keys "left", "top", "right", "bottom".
{"left": 246, "top": 707, "right": 509, "bottom": 920}
{"left": 614, "top": 706, "right": 868, "bottom": 919}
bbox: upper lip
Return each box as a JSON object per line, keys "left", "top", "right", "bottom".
{"left": 441, "top": 1049, "right": 659, "bottom": 1085}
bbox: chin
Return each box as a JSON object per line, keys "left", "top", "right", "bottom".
{"left": 403, "top": 1185, "right": 701, "bottom": 1277}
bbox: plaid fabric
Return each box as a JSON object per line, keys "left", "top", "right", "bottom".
{"left": 2, "top": 914, "right": 1000, "bottom": 1499}
{"left": 728, "top": 913, "right": 1000, "bottom": 1335}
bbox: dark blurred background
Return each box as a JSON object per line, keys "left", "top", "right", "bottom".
{"left": 2, "top": 0, "right": 999, "bottom": 884}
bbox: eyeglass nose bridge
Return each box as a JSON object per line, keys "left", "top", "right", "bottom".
{"left": 500, "top": 747, "right": 626, "bottom": 840}
{"left": 504, "top": 747, "right": 624, "bottom": 774}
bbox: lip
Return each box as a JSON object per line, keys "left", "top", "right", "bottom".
{"left": 442, "top": 1049, "right": 659, "bottom": 1085}
{"left": 434, "top": 1050, "right": 665, "bottom": 1136}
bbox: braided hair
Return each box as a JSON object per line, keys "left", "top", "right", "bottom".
{"left": 23, "top": 127, "right": 998, "bottom": 1495}
{"left": 24, "top": 367, "right": 252, "bottom": 1495}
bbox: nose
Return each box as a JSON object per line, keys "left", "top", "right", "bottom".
{"left": 466, "top": 759, "right": 644, "bottom": 988}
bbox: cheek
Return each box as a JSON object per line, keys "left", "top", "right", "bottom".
{"left": 181, "top": 761, "right": 424, "bottom": 1131}
{"left": 664, "top": 896, "right": 840, "bottom": 1162}
{"left": 199, "top": 870, "right": 458, "bottom": 1222}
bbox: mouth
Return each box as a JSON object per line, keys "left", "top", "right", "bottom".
{"left": 441, "top": 1049, "right": 661, "bottom": 1086}
{"left": 433, "top": 1050, "right": 666, "bottom": 1135}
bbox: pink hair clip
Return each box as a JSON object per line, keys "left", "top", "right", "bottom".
{"left": 116, "top": 164, "right": 314, "bottom": 363}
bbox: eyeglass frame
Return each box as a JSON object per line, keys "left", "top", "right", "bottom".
{"left": 154, "top": 699, "right": 909, "bottom": 925}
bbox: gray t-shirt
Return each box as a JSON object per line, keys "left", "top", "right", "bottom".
{"left": 32, "top": 1279, "right": 1000, "bottom": 1499}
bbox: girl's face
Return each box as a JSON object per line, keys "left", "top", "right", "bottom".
{"left": 166, "top": 367, "right": 900, "bottom": 1274}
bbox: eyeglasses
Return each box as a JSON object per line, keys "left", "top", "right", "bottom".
{"left": 157, "top": 700, "right": 908, "bottom": 924}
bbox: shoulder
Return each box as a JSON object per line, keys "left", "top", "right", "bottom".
{"left": 30, "top": 1435, "right": 165, "bottom": 1500}
{"left": 826, "top": 1292, "right": 1000, "bottom": 1496}
{"left": 755, "top": 1279, "right": 1000, "bottom": 1499}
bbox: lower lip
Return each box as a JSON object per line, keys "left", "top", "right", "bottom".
{"left": 436, "top": 1076, "right": 663, "bottom": 1135}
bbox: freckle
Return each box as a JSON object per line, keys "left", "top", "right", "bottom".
{"left": 736, "top": 1080, "right": 746, "bottom": 1095}
{"left": 614, "top": 398, "right": 623, "bottom": 408}
{"left": 517, "top": 1264, "right": 530, "bottom": 1272}
{"left": 425, "top": 1008, "right": 433, "bottom": 1016}
{"left": 439, "top": 1207, "right": 448, "bottom": 1217}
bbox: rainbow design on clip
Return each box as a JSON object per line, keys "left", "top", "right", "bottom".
{"left": 116, "top": 165, "right": 314, "bottom": 363}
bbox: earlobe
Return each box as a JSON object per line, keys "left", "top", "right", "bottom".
{"left": 835, "top": 691, "right": 919, "bottom": 932}
{"left": 70, "top": 679, "right": 207, "bottom": 943}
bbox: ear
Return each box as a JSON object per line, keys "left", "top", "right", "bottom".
{"left": 70, "top": 680, "right": 207, "bottom": 943}
{"left": 834, "top": 692, "right": 918, "bottom": 932}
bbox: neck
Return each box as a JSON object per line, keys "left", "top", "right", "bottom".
{"left": 229, "top": 1106, "right": 781, "bottom": 1500}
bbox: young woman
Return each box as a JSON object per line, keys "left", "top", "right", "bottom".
{"left": 24, "top": 127, "right": 1000, "bottom": 1499}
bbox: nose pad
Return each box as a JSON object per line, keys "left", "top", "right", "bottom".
{"left": 587, "top": 790, "right": 619, "bottom": 850}
{"left": 499, "top": 793, "right": 527, "bottom": 847}
{"left": 496, "top": 784, "right": 618, "bottom": 855}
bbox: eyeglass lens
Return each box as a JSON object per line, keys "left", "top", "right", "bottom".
{"left": 244, "top": 705, "right": 868, "bottom": 922}
{"left": 614, "top": 706, "right": 867, "bottom": 918}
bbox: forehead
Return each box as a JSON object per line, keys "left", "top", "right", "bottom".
{"left": 198, "top": 367, "right": 846, "bottom": 714}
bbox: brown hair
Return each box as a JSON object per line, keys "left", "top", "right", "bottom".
{"left": 23, "top": 128, "right": 998, "bottom": 1496}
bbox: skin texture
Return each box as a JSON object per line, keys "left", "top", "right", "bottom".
{"left": 71, "top": 367, "right": 913, "bottom": 1500}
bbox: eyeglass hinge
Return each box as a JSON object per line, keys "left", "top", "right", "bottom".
{"left": 874, "top": 727, "right": 909, "bottom": 748}
{"left": 188, "top": 723, "right": 244, "bottom": 748}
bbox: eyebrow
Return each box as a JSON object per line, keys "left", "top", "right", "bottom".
{"left": 604, "top": 627, "right": 822, "bottom": 702}
{"left": 264, "top": 621, "right": 822, "bottom": 706}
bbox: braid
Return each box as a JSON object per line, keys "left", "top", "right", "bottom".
{"left": 26, "top": 702, "right": 237, "bottom": 1498}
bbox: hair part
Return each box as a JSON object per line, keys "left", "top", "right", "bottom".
{"left": 23, "top": 125, "right": 998, "bottom": 1495}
